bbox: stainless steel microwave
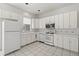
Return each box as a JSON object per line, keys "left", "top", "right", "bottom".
{"left": 45, "top": 23, "right": 55, "bottom": 29}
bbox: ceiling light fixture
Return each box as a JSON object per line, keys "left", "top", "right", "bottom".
{"left": 25, "top": 3, "right": 29, "bottom": 5}
{"left": 25, "top": 3, "right": 32, "bottom": 6}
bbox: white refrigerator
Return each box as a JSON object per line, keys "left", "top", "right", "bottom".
{"left": 2, "top": 20, "right": 20, "bottom": 55}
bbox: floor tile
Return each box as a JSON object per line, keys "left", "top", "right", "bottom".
{"left": 7, "top": 42, "right": 78, "bottom": 56}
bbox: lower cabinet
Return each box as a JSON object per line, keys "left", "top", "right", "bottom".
{"left": 70, "top": 37, "right": 78, "bottom": 52}
{"left": 63, "top": 35, "right": 70, "bottom": 50}
{"left": 54, "top": 34, "right": 78, "bottom": 52}
{"left": 54, "top": 34, "right": 63, "bottom": 48}
{"left": 57, "top": 35, "right": 63, "bottom": 48}
{"left": 21, "top": 32, "right": 36, "bottom": 46}
{"left": 54, "top": 34, "right": 58, "bottom": 46}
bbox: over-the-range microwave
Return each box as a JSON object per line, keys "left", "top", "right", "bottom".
{"left": 45, "top": 23, "right": 55, "bottom": 29}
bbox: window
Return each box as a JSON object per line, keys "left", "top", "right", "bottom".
{"left": 23, "top": 17, "right": 31, "bottom": 31}
{"left": 23, "top": 17, "right": 31, "bottom": 24}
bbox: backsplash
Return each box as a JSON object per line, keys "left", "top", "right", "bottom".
{"left": 55, "top": 28, "right": 79, "bottom": 35}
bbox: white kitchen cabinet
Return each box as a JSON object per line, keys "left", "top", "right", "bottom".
{"left": 69, "top": 11, "right": 77, "bottom": 28}
{"left": 70, "top": 37, "right": 78, "bottom": 52}
{"left": 54, "top": 34, "right": 58, "bottom": 46}
{"left": 63, "top": 35, "right": 70, "bottom": 50}
{"left": 0, "top": 21, "right": 2, "bottom": 50}
{"left": 54, "top": 34, "right": 79, "bottom": 52}
{"left": 44, "top": 17, "right": 50, "bottom": 24}
{"left": 59, "top": 14, "right": 64, "bottom": 28}
{"left": 39, "top": 18, "right": 45, "bottom": 29}
{"left": 21, "top": 33, "right": 28, "bottom": 46}
{"left": 57, "top": 35, "right": 63, "bottom": 48}
{"left": 55, "top": 15, "right": 59, "bottom": 29}
{"left": 49, "top": 16, "right": 55, "bottom": 24}
{"left": 0, "top": 9, "right": 1, "bottom": 18}
{"left": 54, "top": 34, "right": 63, "bottom": 47}
{"left": 54, "top": 11, "right": 78, "bottom": 29}
{"left": 63, "top": 12, "right": 70, "bottom": 28}
{"left": 21, "top": 32, "right": 36, "bottom": 46}
{"left": 31, "top": 32, "right": 36, "bottom": 42}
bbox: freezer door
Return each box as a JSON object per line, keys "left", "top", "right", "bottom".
{"left": 4, "top": 20, "right": 20, "bottom": 31}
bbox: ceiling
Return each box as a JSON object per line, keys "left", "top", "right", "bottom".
{"left": 8, "top": 3, "right": 73, "bottom": 15}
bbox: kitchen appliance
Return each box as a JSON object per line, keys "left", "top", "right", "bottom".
{"left": 2, "top": 20, "right": 20, "bottom": 55}
{"left": 46, "top": 24, "right": 50, "bottom": 29}
{"left": 45, "top": 23, "right": 55, "bottom": 29}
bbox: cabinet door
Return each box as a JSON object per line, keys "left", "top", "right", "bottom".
{"left": 63, "top": 36, "right": 70, "bottom": 50}
{"left": 45, "top": 17, "right": 50, "bottom": 24}
{"left": 0, "top": 9, "right": 1, "bottom": 18}
{"left": 55, "top": 15, "right": 59, "bottom": 29}
{"left": 39, "top": 18, "right": 45, "bottom": 29}
{"left": 54, "top": 34, "right": 58, "bottom": 46}
{"left": 21, "top": 33, "right": 28, "bottom": 46}
{"left": 49, "top": 16, "right": 55, "bottom": 24}
{"left": 59, "top": 14, "right": 64, "bottom": 28}
{"left": 57, "top": 35, "right": 63, "bottom": 48}
{"left": 63, "top": 12, "right": 69, "bottom": 28}
{"left": 0, "top": 21, "right": 2, "bottom": 50}
{"left": 70, "top": 11, "right": 77, "bottom": 28}
{"left": 70, "top": 37, "right": 78, "bottom": 52}
{"left": 31, "top": 33, "right": 36, "bottom": 42}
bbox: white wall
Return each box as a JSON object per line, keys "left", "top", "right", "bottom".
{"left": 39, "top": 4, "right": 79, "bottom": 18}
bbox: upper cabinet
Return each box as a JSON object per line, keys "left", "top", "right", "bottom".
{"left": 0, "top": 9, "right": 19, "bottom": 20}
{"left": 69, "top": 11, "right": 77, "bottom": 28}
{"left": 49, "top": 16, "right": 55, "bottom": 24}
{"left": 59, "top": 14, "right": 64, "bottom": 28}
{"left": 39, "top": 10, "right": 78, "bottom": 29}
{"left": 55, "top": 15, "right": 59, "bottom": 29}
{"left": 39, "top": 16, "right": 55, "bottom": 29}
{"left": 39, "top": 18, "right": 46, "bottom": 29}
{"left": 55, "top": 10, "right": 78, "bottom": 29}
{"left": 63, "top": 12, "right": 70, "bottom": 28}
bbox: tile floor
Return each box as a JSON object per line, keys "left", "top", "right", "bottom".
{"left": 7, "top": 42, "right": 78, "bottom": 56}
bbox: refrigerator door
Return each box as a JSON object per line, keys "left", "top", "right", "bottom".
{"left": 4, "top": 20, "right": 20, "bottom": 31}
{"left": 4, "top": 32, "right": 20, "bottom": 54}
